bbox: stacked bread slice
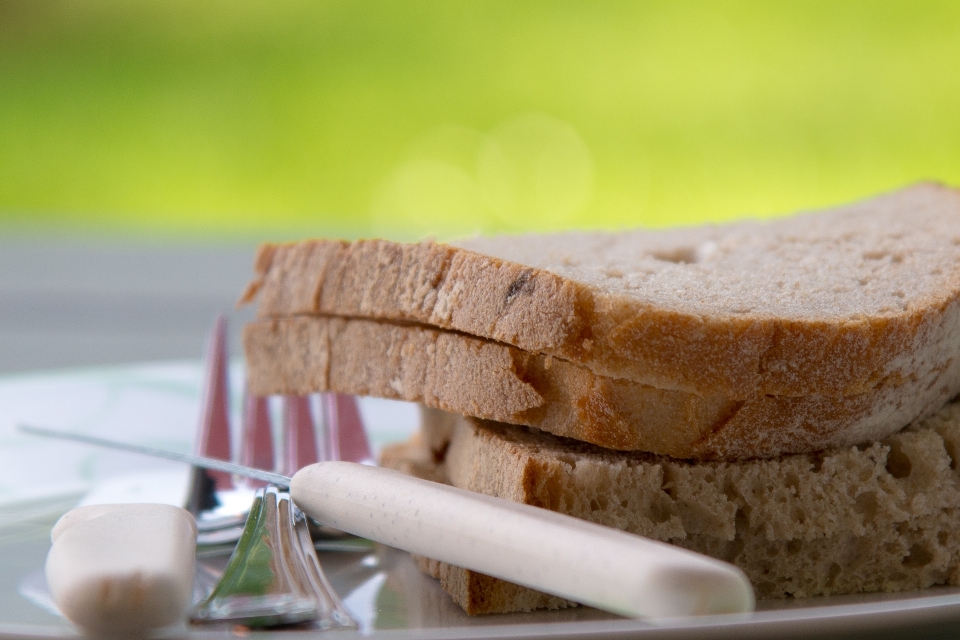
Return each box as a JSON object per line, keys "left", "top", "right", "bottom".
{"left": 242, "top": 182, "right": 960, "bottom": 610}
{"left": 380, "top": 403, "right": 960, "bottom": 613}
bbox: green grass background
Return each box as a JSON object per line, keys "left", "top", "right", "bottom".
{"left": 1, "top": 1, "right": 959, "bottom": 240}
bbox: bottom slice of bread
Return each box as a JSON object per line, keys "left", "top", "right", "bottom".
{"left": 381, "top": 401, "right": 960, "bottom": 614}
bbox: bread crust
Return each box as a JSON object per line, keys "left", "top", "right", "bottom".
{"left": 242, "top": 183, "right": 960, "bottom": 399}
{"left": 244, "top": 315, "right": 960, "bottom": 459}
{"left": 381, "top": 404, "right": 960, "bottom": 611}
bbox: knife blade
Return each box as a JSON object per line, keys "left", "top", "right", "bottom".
{"left": 18, "top": 424, "right": 291, "bottom": 487}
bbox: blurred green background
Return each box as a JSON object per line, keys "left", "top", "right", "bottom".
{"left": 1, "top": 0, "right": 959, "bottom": 240}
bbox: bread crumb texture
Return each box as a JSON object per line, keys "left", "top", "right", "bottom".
{"left": 245, "top": 183, "right": 960, "bottom": 399}
{"left": 381, "top": 402, "right": 960, "bottom": 612}
{"left": 244, "top": 315, "right": 960, "bottom": 459}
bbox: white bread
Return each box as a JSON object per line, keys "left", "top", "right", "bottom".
{"left": 244, "top": 314, "right": 960, "bottom": 459}
{"left": 379, "top": 403, "right": 960, "bottom": 614}
{"left": 242, "top": 183, "right": 960, "bottom": 401}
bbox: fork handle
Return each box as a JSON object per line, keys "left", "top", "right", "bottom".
{"left": 290, "top": 461, "right": 754, "bottom": 619}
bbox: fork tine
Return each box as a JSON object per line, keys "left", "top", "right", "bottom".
{"left": 322, "top": 393, "right": 374, "bottom": 465}
{"left": 281, "top": 395, "right": 319, "bottom": 475}
{"left": 195, "top": 314, "right": 233, "bottom": 491}
{"left": 239, "top": 392, "right": 273, "bottom": 483}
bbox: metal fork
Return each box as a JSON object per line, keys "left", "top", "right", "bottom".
{"left": 186, "top": 315, "right": 369, "bottom": 629}
{"left": 191, "top": 487, "right": 356, "bottom": 630}
{"left": 186, "top": 315, "right": 374, "bottom": 545}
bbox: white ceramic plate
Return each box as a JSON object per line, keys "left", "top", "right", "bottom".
{"left": 2, "top": 363, "right": 960, "bottom": 639}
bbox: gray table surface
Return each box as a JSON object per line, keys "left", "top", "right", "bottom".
{"left": 0, "top": 238, "right": 260, "bottom": 375}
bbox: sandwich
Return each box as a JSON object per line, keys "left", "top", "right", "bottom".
{"left": 240, "top": 182, "right": 960, "bottom": 613}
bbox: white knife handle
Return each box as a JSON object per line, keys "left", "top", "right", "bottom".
{"left": 290, "top": 461, "right": 754, "bottom": 618}
{"left": 46, "top": 504, "right": 197, "bottom": 634}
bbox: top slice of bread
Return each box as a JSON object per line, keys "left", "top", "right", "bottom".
{"left": 242, "top": 183, "right": 960, "bottom": 399}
